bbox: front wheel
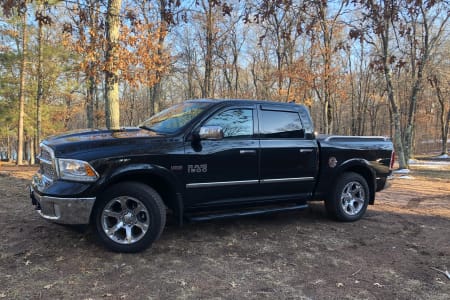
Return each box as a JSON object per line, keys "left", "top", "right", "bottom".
{"left": 325, "top": 172, "right": 369, "bottom": 222}
{"left": 93, "top": 182, "right": 166, "bottom": 252}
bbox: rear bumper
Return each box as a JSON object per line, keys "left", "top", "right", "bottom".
{"left": 30, "top": 186, "right": 95, "bottom": 225}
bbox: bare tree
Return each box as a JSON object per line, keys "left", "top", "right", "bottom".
{"left": 352, "top": 0, "right": 407, "bottom": 169}
{"left": 105, "top": 0, "right": 122, "bottom": 129}
{"left": 429, "top": 73, "right": 450, "bottom": 155}
{"left": 16, "top": 10, "right": 27, "bottom": 165}
{"left": 401, "top": 1, "right": 449, "bottom": 160}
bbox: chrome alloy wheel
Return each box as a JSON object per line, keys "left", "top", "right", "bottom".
{"left": 340, "top": 181, "right": 366, "bottom": 216}
{"left": 101, "top": 196, "right": 150, "bottom": 244}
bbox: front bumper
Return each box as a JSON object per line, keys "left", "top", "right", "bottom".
{"left": 30, "top": 186, "right": 96, "bottom": 225}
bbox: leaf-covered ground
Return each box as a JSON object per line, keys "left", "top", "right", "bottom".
{"left": 0, "top": 165, "right": 449, "bottom": 299}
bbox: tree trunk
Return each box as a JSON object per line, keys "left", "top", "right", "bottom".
{"left": 403, "top": 12, "right": 429, "bottom": 162}
{"left": 36, "top": 11, "right": 43, "bottom": 150}
{"left": 203, "top": 2, "right": 213, "bottom": 98}
{"left": 381, "top": 19, "right": 407, "bottom": 169}
{"left": 6, "top": 126, "right": 11, "bottom": 161}
{"left": 29, "top": 136, "right": 35, "bottom": 165}
{"left": 105, "top": 0, "right": 122, "bottom": 130}
{"left": 150, "top": 0, "right": 168, "bottom": 114}
{"left": 85, "top": 0, "right": 100, "bottom": 128}
{"left": 443, "top": 109, "right": 450, "bottom": 155}
{"left": 86, "top": 74, "right": 95, "bottom": 128}
{"left": 17, "top": 12, "right": 27, "bottom": 166}
{"left": 433, "top": 76, "right": 449, "bottom": 155}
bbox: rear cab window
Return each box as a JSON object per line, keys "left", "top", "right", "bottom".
{"left": 258, "top": 109, "right": 304, "bottom": 139}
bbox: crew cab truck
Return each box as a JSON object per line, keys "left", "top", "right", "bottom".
{"left": 30, "top": 99, "right": 394, "bottom": 252}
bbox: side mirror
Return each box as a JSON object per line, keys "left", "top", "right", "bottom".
{"left": 198, "top": 126, "right": 224, "bottom": 140}
{"left": 298, "top": 128, "right": 305, "bottom": 139}
{"left": 305, "top": 131, "right": 315, "bottom": 139}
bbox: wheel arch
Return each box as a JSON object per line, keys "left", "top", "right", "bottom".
{"left": 333, "top": 159, "right": 376, "bottom": 205}
{"left": 92, "top": 164, "right": 183, "bottom": 223}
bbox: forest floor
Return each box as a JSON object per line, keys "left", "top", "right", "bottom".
{"left": 0, "top": 161, "right": 449, "bottom": 299}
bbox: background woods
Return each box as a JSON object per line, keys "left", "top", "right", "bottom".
{"left": 0, "top": 0, "right": 449, "bottom": 166}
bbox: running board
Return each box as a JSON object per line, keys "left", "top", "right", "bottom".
{"left": 185, "top": 204, "right": 308, "bottom": 222}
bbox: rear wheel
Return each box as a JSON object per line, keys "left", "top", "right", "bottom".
{"left": 93, "top": 182, "right": 166, "bottom": 252}
{"left": 325, "top": 172, "right": 369, "bottom": 222}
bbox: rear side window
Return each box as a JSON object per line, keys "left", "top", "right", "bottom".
{"left": 259, "top": 110, "right": 303, "bottom": 138}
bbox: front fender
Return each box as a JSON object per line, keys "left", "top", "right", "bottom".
{"left": 95, "top": 162, "right": 183, "bottom": 194}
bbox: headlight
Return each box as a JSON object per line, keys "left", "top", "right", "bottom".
{"left": 57, "top": 159, "right": 99, "bottom": 182}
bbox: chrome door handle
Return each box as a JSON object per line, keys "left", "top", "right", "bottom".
{"left": 240, "top": 150, "right": 256, "bottom": 154}
{"left": 299, "top": 149, "right": 313, "bottom": 153}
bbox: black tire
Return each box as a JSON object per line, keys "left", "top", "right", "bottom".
{"left": 93, "top": 182, "right": 166, "bottom": 252}
{"left": 325, "top": 172, "right": 369, "bottom": 222}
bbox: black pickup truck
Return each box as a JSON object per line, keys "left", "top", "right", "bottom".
{"left": 30, "top": 99, "right": 394, "bottom": 252}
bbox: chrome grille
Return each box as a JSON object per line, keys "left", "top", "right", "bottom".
{"left": 40, "top": 148, "right": 53, "bottom": 162}
{"left": 41, "top": 163, "right": 57, "bottom": 180}
{"left": 39, "top": 145, "right": 57, "bottom": 181}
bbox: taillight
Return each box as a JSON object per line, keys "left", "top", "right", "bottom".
{"left": 389, "top": 150, "right": 395, "bottom": 170}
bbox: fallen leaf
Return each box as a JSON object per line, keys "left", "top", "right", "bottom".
{"left": 24, "top": 260, "right": 31, "bottom": 266}
{"left": 336, "top": 282, "right": 344, "bottom": 288}
{"left": 0, "top": 292, "right": 6, "bottom": 298}
{"left": 56, "top": 256, "right": 64, "bottom": 262}
{"left": 230, "top": 281, "right": 238, "bottom": 288}
{"left": 373, "top": 282, "right": 384, "bottom": 288}
{"left": 44, "top": 283, "right": 55, "bottom": 290}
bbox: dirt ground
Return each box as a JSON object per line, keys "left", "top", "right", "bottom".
{"left": 0, "top": 163, "right": 449, "bottom": 299}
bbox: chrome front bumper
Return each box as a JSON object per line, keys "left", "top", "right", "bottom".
{"left": 30, "top": 186, "right": 96, "bottom": 225}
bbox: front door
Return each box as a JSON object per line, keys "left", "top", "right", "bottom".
{"left": 183, "top": 106, "right": 259, "bottom": 208}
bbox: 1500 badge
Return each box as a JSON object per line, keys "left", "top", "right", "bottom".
{"left": 188, "top": 164, "right": 207, "bottom": 173}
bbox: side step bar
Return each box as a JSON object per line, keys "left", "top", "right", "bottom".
{"left": 185, "top": 204, "right": 308, "bottom": 222}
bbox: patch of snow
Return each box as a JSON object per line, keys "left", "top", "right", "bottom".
{"left": 398, "top": 175, "right": 415, "bottom": 179}
{"left": 394, "top": 169, "right": 410, "bottom": 174}
{"left": 435, "top": 154, "right": 449, "bottom": 159}
{"left": 409, "top": 160, "right": 450, "bottom": 166}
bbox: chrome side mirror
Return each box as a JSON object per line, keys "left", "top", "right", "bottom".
{"left": 199, "top": 126, "right": 224, "bottom": 140}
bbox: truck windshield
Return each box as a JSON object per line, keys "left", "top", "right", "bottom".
{"left": 139, "top": 102, "right": 211, "bottom": 134}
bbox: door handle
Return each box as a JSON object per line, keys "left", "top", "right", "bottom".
{"left": 240, "top": 150, "right": 256, "bottom": 155}
{"left": 299, "top": 149, "right": 313, "bottom": 153}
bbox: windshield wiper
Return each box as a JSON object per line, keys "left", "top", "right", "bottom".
{"left": 138, "top": 125, "right": 157, "bottom": 133}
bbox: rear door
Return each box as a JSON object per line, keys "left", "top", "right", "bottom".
{"left": 258, "top": 105, "right": 318, "bottom": 198}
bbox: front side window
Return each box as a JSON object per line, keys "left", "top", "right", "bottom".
{"left": 204, "top": 108, "right": 253, "bottom": 138}
{"left": 260, "top": 110, "right": 303, "bottom": 138}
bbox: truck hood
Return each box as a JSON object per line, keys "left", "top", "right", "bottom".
{"left": 42, "top": 128, "right": 166, "bottom": 158}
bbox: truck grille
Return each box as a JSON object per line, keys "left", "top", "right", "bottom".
{"left": 40, "top": 147, "right": 53, "bottom": 162}
{"left": 39, "top": 145, "right": 57, "bottom": 181}
{"left": 40, "top": 163, "right": 57, "bottom": 180}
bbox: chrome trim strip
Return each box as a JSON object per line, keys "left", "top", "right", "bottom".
{"left": 39, "top": 157, "right": 52, "bottom": 165}
{"left": 323, "top": 135, "right": 388, "bottom": 142}
{"left": 186, "top": 177, "right": 315, "bottom": 188}
{"left": 260, "top": 177, "right": 314, "bottom": 184}
{"left": 186, "top": 180, "right": 259, "bottom": 189}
